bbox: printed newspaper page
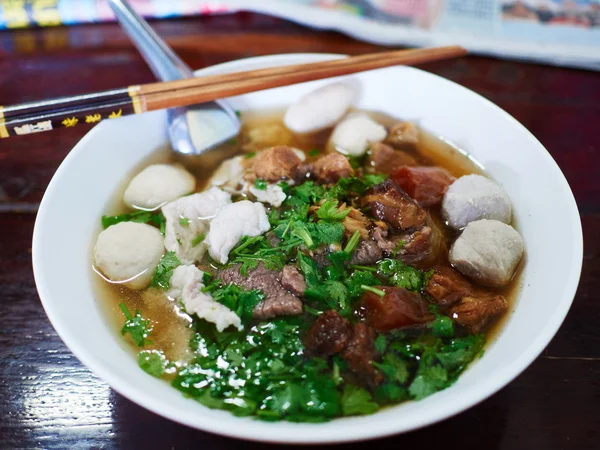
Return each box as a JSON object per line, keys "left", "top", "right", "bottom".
{"left": 0, "top": 0, "right": 598, "bottom": 70}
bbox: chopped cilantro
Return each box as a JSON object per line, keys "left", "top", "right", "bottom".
{"left": 361, "top": 285, "right": 386, "bottom": 297}
{"left": 310, "top": 221, "right": 344, "bottom": 245}
{"left": 254, "top": 178, "right": 268, "bottom": 190}
{"left": 343, "top": 230, "right": 361, "bottom": 254}
{"left": 235, "top": 110, "right": 242, "bottom": 117}
{"left": 341, "top": 385, "right": 378, "bottom": 416}
{"left": 345, "top": 269, "right": 380, "bottom": 299}
{"left": 150, "top": 251, "right": 181, "bottom": 290}
{"left": 138, "top": 350, "right": 167, "bottom": 377}
{"left": 316, "top": 199, "right": 351, "bottom": 220}
{"left": 373, "top": 353, "right": 409, "bottom": 384}
{"left": 409, "top": 365, "right": 448, "bottom": 400}
{"left": 244, "top": 151, "right": 256, "bottom": 159}
{"left": 209, "top": 282, "right": 265, "bottom": 324}
{"left": 191, "top": 233, "right": 206, "bottom": 247}
{"left": 101, "top": 210, "right": 165, "bottom": 230}
{"left": 308, "top": 149, "right": 320, "bottom": 157}
{"left": 119, "top": 303, "right": 153, "bottom": 347}
{"left": 179, "top": 217, "right": 190, "bottom": 226}
{"left": 363, "top": 173, "right": 387, "bottom": 186}
{"left": 377, "top": 259, "right": 428, "bottom": 292}
{"left": 289, "top": 181, "right": 327, "bottom": 205}
{"left": 172, "top": 318, "right": 341, "bottom": 421}
{"left": 392, "top": 240, "right": 405, "bottom": 257}
{"left": 429, "top": 305, "right": 455, "bottom": 338}
{"left": 374, "top": 334, "right": 387, "bottom": 353}
{"left": 229, "top": 235, "right": 289, "bottom": 275}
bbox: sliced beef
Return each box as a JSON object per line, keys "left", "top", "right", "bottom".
{"left": 425, "top": 266, "right": 473, "bottom": 307}
{"left": 281, "top": 265, "right": 306, "bottom": 296}
{"left": 385, "top": 121, "right": 419, "bottom": 148}
{"left": 366, "top": 142, "right": 417, "bottom": 174}
{"left": 342, "top": 323, "right": 382, "bottom": 387}
{"left": 449, "top": 294, "right": 508, "bottom": 333}
{"left": 311, "top": 153, "right": 354, "bottom": 184}
{"left": 391, "top": 166, "right": 455, "bottom": 207}
{"left": 350, "top": 239, "right": 383, "bottom": 265}
{"left": 343, "top": 208, "right": 370, "bottom": 240}
{"left": 252, "top": 146, "right": 302, "bottom": 181}
{"left": 361, "top": 286, "right": 433, "bottom": 331}
{"left": 304, "top": 310, "right": 353, "bottom": 357}
{"left": 217, "top": 263, "right": 302, "bottom": 319}
{"left": 361, "top": 180, "right": 426, "bottom": 230}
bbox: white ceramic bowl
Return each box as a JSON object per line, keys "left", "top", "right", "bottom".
{"left": 32, "top": 54, "right": 583, "bottom": 444}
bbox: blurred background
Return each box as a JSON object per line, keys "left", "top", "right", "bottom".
{"left": 1, "top": 0, "right": 599, "bottom": 69}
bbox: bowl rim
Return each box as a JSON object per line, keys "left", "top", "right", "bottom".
{"left": 32, "top": 53, "right": 583, "bottom": 444}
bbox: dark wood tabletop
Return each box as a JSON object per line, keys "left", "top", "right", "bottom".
{"left": 1, "top": 12, "right": 599, "bottom": 450}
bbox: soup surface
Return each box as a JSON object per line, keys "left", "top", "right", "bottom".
{"left": 93, "top": 108, "right": 523, "bottom": 422}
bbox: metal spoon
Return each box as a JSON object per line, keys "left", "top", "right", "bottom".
{"left": 107, "top": 0, "right": 240, "bottom": 156}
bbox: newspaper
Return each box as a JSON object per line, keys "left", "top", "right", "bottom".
{"left": 1, "top": 0, "right": 598, "bottom": 70}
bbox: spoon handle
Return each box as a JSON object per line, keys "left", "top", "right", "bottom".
{"left": 107, "top": 0, "right": 193, "bottom": 81}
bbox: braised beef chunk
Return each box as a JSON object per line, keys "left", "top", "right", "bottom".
{"left": 396, "top": 226, "right": 433, "bottom": 264}
{"left": 304, "top": 311, "right": 382, "bottom": 387}
{"left": 425, "top": 266, "right": 473, "bottom": 307}
{"left": 366, "top": 142, "right": 416, "bottom": 174}
{"left": 372, "top": 225, "right": 433, "bottom": 264}
{"left": 449, "top": 294, "right": 508, "bottom": 333}
{"left": 350, "top": 239, "right": 383, "bottom": 265}
{"left": 391, "top": 166, "right": 455, "bottom": 207}
{"left": 361, "top": 180, "right": 427, "bottom": 230}
{"left": 304, "top": 310, "right": 353, "bottom": 357}
{"left": 311, "top": 153, "right": 354, "bottom": 184}
{"left": 252, "top": 146, "right": 302, "bottom": 181}
{"left": 371, "top": 225, "right": 399, "bottom": 255}
{"left": 281, "top": 265, "right": 306, "bottom": 296}
{"left": 385, "top": 121, "right": 419, "bottom": 148}
{"left": 342, "top": 323, "right": 383, "bottom": 387}
{"left": 361, "top": 286, "right": 433, "bottom": 331}
{"left": 217, "top": 263, "right": 302, "bottom": 319}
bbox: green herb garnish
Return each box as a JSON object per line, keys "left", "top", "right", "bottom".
{"left": 254, "top": 178, "right": 268, "bottom": 190}
{"left": 191, "top": 233, "right": 206, "bottom": 247}
{"left": 119, "top": 303, "right": 153, "bottom": 347}
{"left": 101, "top": 210, "right": 165, "bottom": 231}
{"left": 150, "top": 251, "right": 181, "bottom": 290}
{"left": 138, "top": 350, "right": 167, "bottom": 377}
{"left": 343, "top": 230, "right": 361, "bottom": 254}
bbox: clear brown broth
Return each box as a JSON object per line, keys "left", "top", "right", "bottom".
{"left": 93, "top": 109, "right": 522, "bottom": 364}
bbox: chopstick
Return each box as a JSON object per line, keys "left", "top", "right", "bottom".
{"left": 0, "top": 46, "right": 466, "bottom": 138}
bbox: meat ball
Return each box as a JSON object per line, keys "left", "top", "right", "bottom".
{"left": 442, "top": 174, "right": 512, "bottom": 230}
{"left": 94, "top": 222, "right": 164, "bottom": 290}
{"left": 329, "top": 113, "right": 387, "bottom": 156}
{"left": 450, "top": 219, "right": 524, "bottom": 287}
{"left": 123, "top": 164, "right": 195, "bottom": 210}
{"left": 284, "top": 83, "right": 353, "bottom": 134}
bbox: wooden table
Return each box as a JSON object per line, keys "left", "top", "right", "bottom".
{"left": 1, "top": 12, "right": 598, "bottom": 449}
